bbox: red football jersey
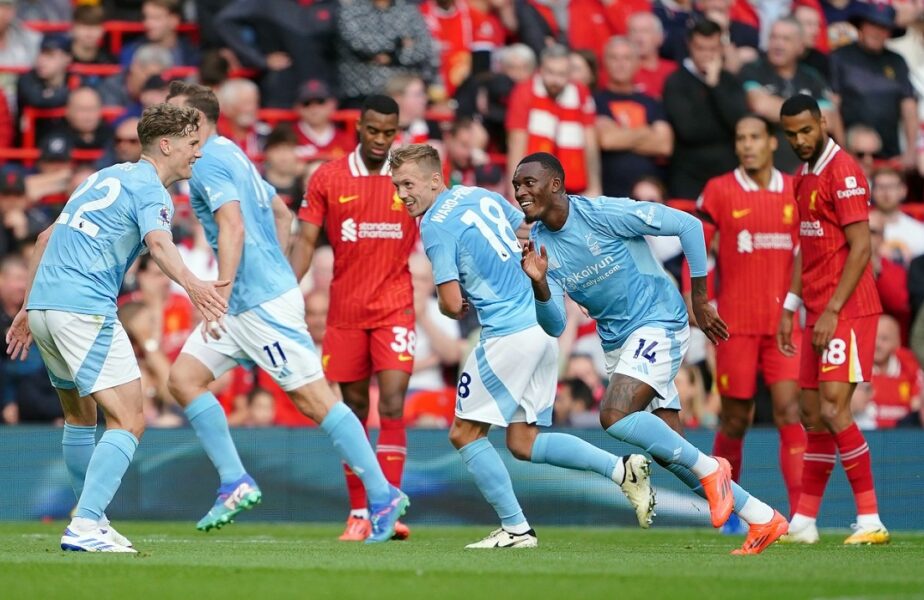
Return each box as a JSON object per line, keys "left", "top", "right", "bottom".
{"left": 298, "top": 147, "right": 417, "bottom": 329}
{"left": 698, "top": 167, "right": 798, "bottom": 335}
{"left": 293, "top": 122, "right": 355, "bottom": 162}
{"left": 870, "top": 348, "right": 923, "bottom": 428}
{"left": 794, "top": 139, "right": 882, "bottom": 324}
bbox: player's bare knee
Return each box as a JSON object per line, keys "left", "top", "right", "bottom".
{"left": 719, "top": 413, "right": 749, "bottom": 438}
{"left": 448, "top": 421, "right": 481, "bottom": 450}
{"left": 377, "top": 393, "right": 405, "bottom": 420}
{"left": 773, "top": 401, "right": 801, "bottom": 427}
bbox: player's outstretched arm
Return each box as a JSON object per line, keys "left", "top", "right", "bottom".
{"left": 5, "top": 224, "right": 54, "bottom": 360}
{"left": 289, "top": 221, "right": 321, "bottom": 282}
{"left": 271, "top": 195, "right": 293, "bottom": 251}
{"left": 778, "top": 250, "right": 802, "bottom": 357}
{"left": 522, "top": 241, "right": 567, "bottom": 337}
{"left": 811, "top": 220, "right": 872, "bottom": 354}
{"left": 144, "top": 229, "right": 229, "bottom": 323}
{"left": 662, "top": 208, "right": 729, "bottom": 344}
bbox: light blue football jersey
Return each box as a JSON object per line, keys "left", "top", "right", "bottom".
{"left": 29, "top": 160, "right": 174, "bottom": 318}
{"left": 531, "top": 196, "right": 688, "bottom": 350}
{"left": 420, "top": 185, "right": 536, "bottom": 339}
{"left": 188, "top": 135, "right": 297, "bottom": 316}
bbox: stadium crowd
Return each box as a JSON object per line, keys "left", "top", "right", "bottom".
{"left": 1, "top": 0, "right": 923, "bottom": 432}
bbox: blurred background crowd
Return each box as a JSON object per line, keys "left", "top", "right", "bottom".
{"left": 0, "top": 0, "right": 923, "bottom": 431}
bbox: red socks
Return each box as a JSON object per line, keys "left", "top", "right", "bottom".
{"left": 343, "top": 419, "right": 370, "bottom": 512}
{"left": 796, "top": 431, "right": 836, "bottom": 518}
{"left": 712, "top": 431, "right": 743, "bottom": 481}
{"left": 376, "top": 417, "right": 407, "bottom": 488}
{"left": 777, "top": 423, "right": 806, "bottom": 517}
{"left": 835, "top": 423, "right": 879, "bottom": 516}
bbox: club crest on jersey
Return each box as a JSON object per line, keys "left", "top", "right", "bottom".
{"left": 391, "top": 192, "right": 404, "bottom": 211}
{"left": 783, "top": 204, "right": 794, "bottom": 225}
{"left": 809, "top": 190, "right": 817, "bottom": 212}
{"left": 585, "top": 232, "right": 602, "bottom": 256}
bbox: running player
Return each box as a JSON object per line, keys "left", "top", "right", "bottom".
{"left": 517, "top": 152, "right": 788, "bottom": 555}
{"left": 165, "top": 83, "right": 409, "bottom": 543}
{"left": 697, "top": 115, "right": 805, "bottom": 525}
{"left": 291, "top": 95, "right": 415, "bottom": 541}
{"left": 778, "top": 94, "right": 888, "bottom": 545}
{"left": 5, "top": 103, "right": 229, "bottom": 552}
{"left": 389, "top": 144, "right": 654, "bottom": 548}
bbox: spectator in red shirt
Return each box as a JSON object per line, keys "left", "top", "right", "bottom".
{"left": 869, "top": 208, "right": 911, "bottom": 338}
{"left": 217, "top": 78, "right": 268, "bottom": 157}
{"left": 628, "top": 11, "right": 678, "bottom": 99}
{"left": 420, "top": 0, "right": 479, "bottom": 98}
{"left": 292, "top": 79, "right": 354, "bottom": 162}
{"left": 854, "top": 315, "right": 924, "bottom": 429}
{"left": 506, "top": 43, "right": 601, "bottom": 195}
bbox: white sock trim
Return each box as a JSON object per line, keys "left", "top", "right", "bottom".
{"left": 738, "top": 497, "right": 774, "bottom": 525}
{"left": 504, "top": 521, "right": 531, "bottom": 535}
{"left": 691, "top": 453, "right": 719, "bottom": 478}
{"left": 349, "top": 509, "right": 369, "bottom": 520}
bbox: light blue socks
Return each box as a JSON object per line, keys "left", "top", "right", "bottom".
{"left": 459, "top": 438, "right": 527, "bottom": 528}
{"left": 321, "top": 402, "right": 391, "bottom": 505}
{"left": 62, "top": 423, "right": 96, "bottom": 498}
{"left": 185, "top": 392, "right": 247, "bottom": 485}
{"left": 74, "top": 429, "right": 138, "bottom": 520}
{"left": 530, "top": 432, "right": 618, "bottom": 479}
{"left": 606, "top": 411, "right": 700, "bottom": 468}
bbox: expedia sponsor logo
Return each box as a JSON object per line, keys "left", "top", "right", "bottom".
{"left": 800, "top": 220, "right": 824, "bottom": 237}
{"left": 836, "top": 187, "right": 866, "bottom": 199}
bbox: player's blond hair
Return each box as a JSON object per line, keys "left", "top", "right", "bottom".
{"left": 389, "top": 144, "right": 441, "bottom": 175}
{"left": 138, "top": 103, "right": 200, "bottom": 150}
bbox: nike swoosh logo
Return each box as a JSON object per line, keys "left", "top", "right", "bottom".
{"left": 732, "top": 209, "right": 752, "bottom": 219}
{"left": 821, "top": 365, "right": 839, "bottom": 373}
{"left": 338, "top": 195, "right": 359, "bottom": 204}
{"left": 398, "top": 354, "right": 413, "bottom": 362}
{"left": 385, "top": 456, "right": 403, "bottom": 461}
{"left": 628, "top": 470, "right": 638, "bottom": 484}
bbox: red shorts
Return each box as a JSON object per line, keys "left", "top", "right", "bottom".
{"left": 799, "top": 314, "right": 877, "bottom": 389}
{"left": 716, "top": 332, "right": 801, "bottom": 399}
{"left": 322, "top": 316, "right": 416, "bottom": 382}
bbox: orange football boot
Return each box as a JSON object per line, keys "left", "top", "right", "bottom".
{"left": 338, "top": 516, "right": 371, "bottom": 541}
{"left": 699, "top": 457, "right": 734, "bottom": 527}
{"left": 731, "top": 510, "right": 789, "bottom": 555}
{"left": 392, "top": 521, "right": 411, "bottom": 540}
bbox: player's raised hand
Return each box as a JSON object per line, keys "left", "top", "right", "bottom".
{"left": 691, "top": 301, "right": 729, "bottom": 345}
{"left": 5, "top": 309, "right": 32, "bottom": 361}
{"left": 777, "top": 310, "right": 797, "bottom": 357}
{"left": 812, "top": 308, "right": 838, "bottom": 355}
{"left": 521, "top": 241, "right": 549, "bottom": 282}
{"left": 185, "top": 278, "right": 231, "bottom": 324}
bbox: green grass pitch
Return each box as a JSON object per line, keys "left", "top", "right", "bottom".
{"left": 1, "top": 522, "right": 923, "bottom": 600}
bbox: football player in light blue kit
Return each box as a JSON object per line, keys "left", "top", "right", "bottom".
{"left": 516, "top": 153, "right": 789, "bottom": 555}
{"left": 5, "top": 104, "right": 230, "bottom": 553}
{"left": 164, "top": 82, "right": 408, "bottom": 543}
{"left": 390, "top": 144, "right": 655, "bottom": 549}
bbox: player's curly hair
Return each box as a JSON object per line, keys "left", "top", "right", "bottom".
{"left": 389, "top": 144, "right": 442, "bottom": 174}
{"left": 138, "top": 103, "right": 200, "bottom": 150}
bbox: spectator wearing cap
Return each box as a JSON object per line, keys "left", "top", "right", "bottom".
{"left": 263, "top": 126, "right": 305, "bottom": 213}
{"left": 71, "top": 5, "right": 116, "bottom": 67}
{"left": 0, "top": 254, "right": 62, "bottom": 424}
{"left": 293, "top": 79, "right": 354, "bottom": 162}
{"left": 846, "top": 123, "right": 883, "bottom": 180}
{"left": 17, "top": 34, "right": 73, "bottom": 116}
{"left": 832, "top": 2, "right": 919, "bottom": 169}
{"left": 740, "top": 16, "right": 841, "bottom": 173}
{"left": 0, "top": 0, "right": 41, "bottom": 111}
{"left": 120, "top": 0, "right": 200, "bottom": 67}
{"left": 663, "top": 19, "right": 747, "bottom": 199}
{"left": 595, "top": 36, "right": 672, "bottom": 198}
{"left": 113, "top": 117, "right": 142, "bottom": 163}
{"left": 44, "top": 86, "right": 115, "bottom": 166}
{"left": 385, "top": 73, "right": 442, "bottom": 147}
{"left": 28, "top": 132, "right": 73, "bottom": 204}
{"left": 628, "top": 12, "right": 677, "bottom": 100}
{"left": 336, "top": 0, "right": 436, "bottom": 107}
{"left": 506, "top": 44, "right": 601, "bottom": 196}
{"left": 217, "top": 78, "right": 269, "bottom": 157}
{"left": 215, "top": 0, "right": 338, "bottom": 107}
{"left": 98, "top": 44, "right": 174, "bottom": 114}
